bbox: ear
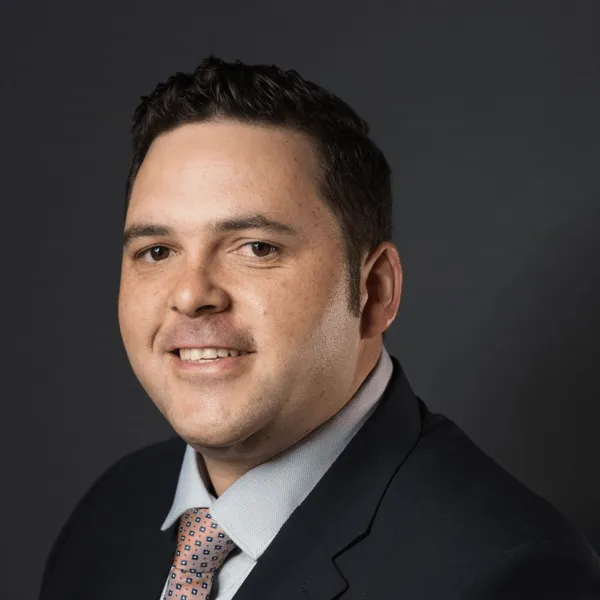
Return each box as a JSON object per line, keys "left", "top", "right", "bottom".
{"left": 359, "top": 243, "right": 403, "bottom": 339}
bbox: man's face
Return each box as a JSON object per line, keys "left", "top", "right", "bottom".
{"left": 118, "top": 121, "right": 367, "bottom": 460}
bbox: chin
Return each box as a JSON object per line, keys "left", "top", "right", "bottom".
{"left": 168, "top": 407, "right": 262, "bottom": 450}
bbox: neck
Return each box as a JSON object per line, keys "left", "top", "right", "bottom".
{"left": 197, "top": 418, "right": 319, "bottom": 497}
{"left": 198, "top": 340, "right": 383, "bottom": 497}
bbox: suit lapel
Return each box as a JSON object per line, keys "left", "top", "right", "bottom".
{"left": 231, "top": 515, "right": 349, "bottom": 600}
{"left": 233, "top": 356, "right": 422, "bottom": 600}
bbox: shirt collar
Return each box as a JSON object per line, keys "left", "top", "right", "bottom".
{"left": 161, "top": 345, "right": 394, "bottom": 560}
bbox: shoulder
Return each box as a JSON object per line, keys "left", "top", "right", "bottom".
{"left": 53, "top": 434, "right": 185, "bottom": 515}
{"left": 94, "top": 436, "right": 186, "bottom": 487}
{"left": 66, "top": 435, "right": 185, "bottom": 514}
{"left": 69, "top": 436, "right": 185, "bottom": 507}
{"left": 449, "top": 539, "right": 600, "bottom": 598}
{"left": 42, "top": 437, "right": 184, "bottom": 580}
{"left": 386, "top": 404, "right": 589, "bottom": 547}
{"left": 374, "top": 403, "right": 600, "bottom": 593}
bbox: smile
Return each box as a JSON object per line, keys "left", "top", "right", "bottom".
{"left": 168, "top": 350, "right": 255, "bottom": 375}
{"left": 174, "top": 348, "right": 252, "bottom": 361}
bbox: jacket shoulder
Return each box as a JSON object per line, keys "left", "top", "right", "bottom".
{"left": 41, "top": 437, "right": 184, "bottom": 586}
{"left": 384, "top": 405, "right": 593, "bottom": 552}
{"left": 363, "top": 404, "right": 600, "bottom": 595}
{"left": 58, "top": 435, "right": 184, "bottom": 519}
{"left": 449, "top": 539, "right": 600, "bottom": 599}
{"left": 96, "top": 436, "right": 185, "bottom": 486}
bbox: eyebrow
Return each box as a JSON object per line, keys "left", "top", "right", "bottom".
{"left": 122, "top": 212, "right": 301, "bottom": 249}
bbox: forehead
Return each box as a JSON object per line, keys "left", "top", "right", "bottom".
{"left": 127, "top": 121, "right": 334, "bottom": 234}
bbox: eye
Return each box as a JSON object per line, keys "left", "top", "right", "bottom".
{"left": 241, "top": 241, "right": 280, "bottom": 259}
{"left": 136, "top": 246, "right": 172, "bottom": 263}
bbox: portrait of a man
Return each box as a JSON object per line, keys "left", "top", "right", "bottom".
{"left": 36, "top": 56, "right": 600, "bottom": 599}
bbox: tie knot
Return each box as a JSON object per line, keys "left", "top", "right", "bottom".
{"left": 174, "top": 508, "right": 236, "bottom": 574}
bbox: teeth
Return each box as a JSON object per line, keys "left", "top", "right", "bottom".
{"left": 178, "top": 348, "right": 247, "bottom": 361}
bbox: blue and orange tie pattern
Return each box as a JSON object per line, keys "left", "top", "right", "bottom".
{"left": 164, "top": 508, "right": 236, "bottom": 599}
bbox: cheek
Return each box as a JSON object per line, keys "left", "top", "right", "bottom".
{"left": 262, "top": 268, "right": 343, "bottom": 341}
{"left": 118, "top": 279, "right": 162, "bottom": 347}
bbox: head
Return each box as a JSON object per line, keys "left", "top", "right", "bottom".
{"left": 118, "top": 57, "right": 402, "bottom": 471}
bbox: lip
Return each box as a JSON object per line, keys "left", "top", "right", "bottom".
{"left": 168, "top": 351, "right": 255, "bottom": 375}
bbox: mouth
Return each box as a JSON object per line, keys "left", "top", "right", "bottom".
{"left": 169, "top": 349, "right": 254, "bottom": 361}
{"left": 167, "top": 349, "right": 256, "bottom": 375}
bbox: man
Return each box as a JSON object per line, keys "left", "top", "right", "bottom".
{"left": 39, "top": 56, "right": 600, "bottom": 599}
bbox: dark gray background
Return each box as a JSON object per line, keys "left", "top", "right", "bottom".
{"left": 2, "top": 0, "right": 598, "bottom": 596}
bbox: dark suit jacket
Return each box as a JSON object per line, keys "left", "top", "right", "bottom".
{"left": 39, "top": 357, "right": 600, "bottom": 599}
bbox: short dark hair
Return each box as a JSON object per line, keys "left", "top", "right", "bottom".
{"left": 126, "top": 56, "right": 393, "bottom": 319}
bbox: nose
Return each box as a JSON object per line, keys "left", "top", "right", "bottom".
{"left": 168, "top": 262, "right": 231, "bottom": 317}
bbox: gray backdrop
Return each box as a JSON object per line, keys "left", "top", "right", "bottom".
{"left": 2, "top": 1, "right": 598, "bottom": 597}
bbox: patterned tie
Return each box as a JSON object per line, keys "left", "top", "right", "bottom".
{"left": 164, "top": 508, "right": 236, "bottom": 599}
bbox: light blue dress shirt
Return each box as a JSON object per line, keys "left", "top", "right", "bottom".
{"left": 159, "top": 345, "right": 393, "bottom": 600}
